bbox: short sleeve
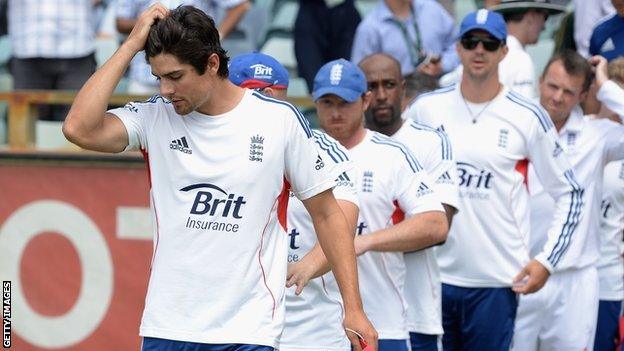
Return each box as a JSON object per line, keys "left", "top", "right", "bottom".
{"left": 392, "top": 147, "right": 444, "bottom": 216}
{"left": 107, "top": 100, "right": 152, "bottom": 151}
{"left": 283, "top": 108, "right": 337, "bottom": 200}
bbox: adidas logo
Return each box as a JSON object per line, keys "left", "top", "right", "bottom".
{"left": 170, "top": 136, "right": 193, "bottom": 154}
{"left": 315, "top": 154, "right": 325, "bottom": 170}
{"left": 437, "top": 171, "right": 454, "bottom": 184}
{"left": 600, "top": 38, "right": 615, "bottom": 53}
{"left": 416, "top": 182, "right": 433, "bottom": 197}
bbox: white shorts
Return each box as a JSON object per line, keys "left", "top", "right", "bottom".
{"left": 511, "top": 266, "right": 599, "bottom": 351}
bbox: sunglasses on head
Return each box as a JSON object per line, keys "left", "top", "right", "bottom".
{"left": 460, "top": 36, "right": 503, "bottom": 51}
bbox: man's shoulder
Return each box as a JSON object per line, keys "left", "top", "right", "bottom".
{"left": 113, "top": 95, "right": 172, "bottom": 116}
{"left": 368, "top": 131, "right": 422, "bottom": 171}
{"left": 413, "top": 85, "right": 457, "bottom": 107}
{"left": 247, "top": 91, "right": 313, "bottom": 137}
{"left": 501, "top": 90, "right": 553, "bottom": 132}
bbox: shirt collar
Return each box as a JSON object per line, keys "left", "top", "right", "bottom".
{"left": 560, "top": 106, "right": 584, "bottom": 134}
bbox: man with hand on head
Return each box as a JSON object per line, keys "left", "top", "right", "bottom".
{"left": 63, "top": 5, "right": 376, "bottom": 351}
{"left": 512, "top": 52, "right": 624, "bottom": 351}
{"left": 228, "top": 51, "right": 370, "bottom": 351}
{"left": 314, "top": 58, "right": 449, "bottom": 351}
{"left": 359, "top": 52, "right": 459, "bottom": 351}
{"left": 404, "top": 10, "right": 584, "bottom": 350}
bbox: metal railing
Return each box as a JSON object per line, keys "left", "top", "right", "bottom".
{"left": 0, "top": 90, "right": 314, "bottom": 149}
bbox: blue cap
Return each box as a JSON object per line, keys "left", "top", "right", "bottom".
{"left": 458, "top": 9, "right": 507, "bottom": 41}
{"left": 312, "top": 59, "right": 367, "bottom": 103}
{"left": 228, "top": 52, "right": 289, "bottom": 89}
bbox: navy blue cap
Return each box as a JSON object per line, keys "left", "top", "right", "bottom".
{"left": 228, "top": 52, "right": 289, "bottom": 89}
{"left": 458, "top": 9, "right": 508, "bottom": 41}
{"left": 312, "top": 59, "right": 367, "bottom": 103}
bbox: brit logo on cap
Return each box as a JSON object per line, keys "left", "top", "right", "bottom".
{"left": 250, "top": 64, "right": 273, "bottom": 79}
{"left": 476, "top": 9, "right": 489, "bottom": 24}
{"left": 330, "top": 64, "right": 343, "bottom": 85}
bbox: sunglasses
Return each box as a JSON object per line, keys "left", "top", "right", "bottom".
{"left": 460, "top": 36, "right": 503, "bottom": 52}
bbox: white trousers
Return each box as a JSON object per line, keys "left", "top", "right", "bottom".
{"left": 511, "top": 266, "right": 599, "bottom": 351}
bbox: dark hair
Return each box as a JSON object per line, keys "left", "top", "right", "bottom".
{"left": 404, "top": 72, "right": 439, "bottom": 99}
{"left": 145, "top": 5, "right": 229, "bottom": 78}
{"left": 503, "top": 10, "right": 528, "bottom": 23}
{"left": 542, "top": 50, "right": 592, "bottom": 92}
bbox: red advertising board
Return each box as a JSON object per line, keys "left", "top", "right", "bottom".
{"left": 0, "top": 155, "right": 153, "bottom": 350}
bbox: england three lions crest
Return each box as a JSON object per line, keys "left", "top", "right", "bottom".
{"left": 249, "top": 135, "right": 264, "bottom": 162}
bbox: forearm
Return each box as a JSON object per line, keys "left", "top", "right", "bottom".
{"left": 218, "top": 1, "right": 250, "bottom": 39}
{"left": 597, "top": 80, "right": 624, "bottom": 121}
{"left": 314, "top": 209, "right": 363, "bottom": 311}
{"left": 365, "top": 211, "right": 447, "bottom": 252}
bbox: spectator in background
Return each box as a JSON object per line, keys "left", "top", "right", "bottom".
{"left": 402, "top": 72, "right": 439, "bottom": 110}
{"left": 8, "top": 0, "right": 100, "bottom": 121}
{"left": 294, "top": 0, "right": 361, "bottom": 93}
{"left": 491, "top": 0, "right": 566, "bottom": 96}
{"left": 573, "top": 0, "right": 614, "bottom": 58}
{"left": 590, "top": 0, "right": 624, "bottom": 62}
{"left": 116, "top": 0, "right": 250, "bottom": 94}
{"left": 351, "top": 0, "right": 459, "bottom": 78}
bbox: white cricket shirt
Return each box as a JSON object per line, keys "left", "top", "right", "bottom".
{"left": 348, "top": 130, "right": 443, "bottom": 340}
{"left": 109, "top": 90, "right": 337, "bottom": 347}
{"left": 405, "top": 84, "right": 583, "bottom": 287}
{"left": 279, "top": 130, "right": 357, "bottom": 351}
{"left": 597, "top": 161, "right": 624, "bottom": 301}
{"left": 528, "top": 107, "right": 624, "bottom": 272}
{"left": 392, "top": 119, "right": 459, "bottom": 335}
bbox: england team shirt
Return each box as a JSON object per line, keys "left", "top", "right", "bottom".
{"left": 109, "top": 90, "right": 338, "bottom": 347}
{"left": 597, "top": 161, "right": 624, "bottom": 301}
{"left": 280, "top": 130, "right": 357, "bottom": 351}
{"left": 349, "top": 130, "right": 443, "bottom": 339}
{"left": 392, "top": 119, "right": 458, "bottom": 335}
{"left": 405, "top": 84, "right": 583, "bottom": 287}
{"left": 528, "top": 107, "right": 624, "bottom": 272}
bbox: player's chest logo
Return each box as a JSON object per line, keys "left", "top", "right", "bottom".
{"left": 362, "top": 171, "right": 374, "bottom": 193}
{"left": 249, "top": 134, "right": 264, "bottom": 162}
{"left": 170, "top": 136, "right": 193, "bottom": 154}
{"left": 497, "top": 129, "right": 509, "bottom": 149}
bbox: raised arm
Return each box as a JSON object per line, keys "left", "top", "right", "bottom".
{"left": 63, "top": 4, "right": 168, "bottom": 152}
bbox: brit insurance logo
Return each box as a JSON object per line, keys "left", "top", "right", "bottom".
{"left": 250, "top": 64, "right": 274, "bottom": 80}
{"left": 170, "top": 136, "right": 193, "bottom": 154}
{"left": 181, "top": 183, "right": 247, "bottom": 233}
{"left": 249, "top": 135, "right": 264, "bottom": 162}
{"left": 457, "top": 162, "right": 494, "bottom": 200}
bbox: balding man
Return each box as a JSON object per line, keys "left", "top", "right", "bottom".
{"left": 359, "top": 53, "right": 459, "bottom": 351}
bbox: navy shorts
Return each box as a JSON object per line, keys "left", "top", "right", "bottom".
{"left": 441, "top": 284, "right": 518, "bottom": 351}
{"left": 409, "top": 332, "right": 439, "bottom": 351}
{"left": 141, "top": 337, "right": 275, "bottom": 351}
{"left": 594, "top": 300, "right": 623, "bottom": 351}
